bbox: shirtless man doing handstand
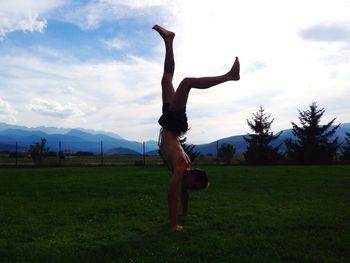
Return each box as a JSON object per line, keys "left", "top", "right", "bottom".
{"left": 153, "top": 25, "right": 240, "bottom": 231}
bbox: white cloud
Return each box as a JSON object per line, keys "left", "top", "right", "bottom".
{"left": 155, "top": 0, "right": 350, "bottom": 143}
{"left": 245, "top": 62, "right": 268, "bottom": 74}
{"left": 0, "top": 47, "right": 162, "bottom": 139}
{"left": 27, "top": 99, "right": 85, "bottom": 119}
{"left": 111, "top": 0, "right": 171, "bottom": 8}
{"left": 101, "top": 37, "right": 129, "bottom": 50}
{"left": 0, "top": 12, "right": 46, "bottom": 39}
{"left": 300, "top": 21, "right": 350, "bottom": 44}
{"left": 59, "top": 0, "right": 172, "bottom": 30}
{"left": 0, "top": 97, "right": 17, "bottom": 123}
{"left": 1, "top": 0, "right": 350, "bottom": 143}
{"left": 0, "top": 0, "right": 66, "bottom": 39}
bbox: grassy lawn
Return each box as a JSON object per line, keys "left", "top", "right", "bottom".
{"left": 0, "top": 166, "right": 349, "bottom": 262}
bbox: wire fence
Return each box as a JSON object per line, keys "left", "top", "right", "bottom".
{"left": 0, "top": 140, "right": 246, "bottom": 167}
{"left": 0, "top": 141, "right": 164, "bottom": 167}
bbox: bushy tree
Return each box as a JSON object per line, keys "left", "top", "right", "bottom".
{"left": 158, "top": 136, "right": 200, "bottom": 164}
{"left": 180, "top": 137, "right": 201, "bottom": 163}
{"left": 218, "top": 143, "right": 236, "bottom": 165}
{"left": 284, "top": 102, "right": 340, "bottom": 164}
{"left": 244, "top": 106, "right": 282, "bottom": 164}
{"left": 28, "top": 138, "right": 50, "bottom": 165}
{"left": 341, "top": 132, "right": 350, "bottom": 163}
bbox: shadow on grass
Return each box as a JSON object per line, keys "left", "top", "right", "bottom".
{"left": 69, "top": 224, "right": 203, "bottom": 263}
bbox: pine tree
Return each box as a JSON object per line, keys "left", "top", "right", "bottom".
{"left": 244, "top": 106, "right": 282, "bottom": 164}
{"left": 341, "top": 132, "right": 350, "bottom": 163}
{"left": 284, "top": 102, "right": 340, "bottom": 164}
{"left": 179, "top": 137, "right": 201, "bottom": 162}
{"left": 158, "top": 136, "right": 200, "bottom": 164}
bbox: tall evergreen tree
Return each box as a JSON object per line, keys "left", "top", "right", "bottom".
{"left": 244, "top": 106, "right": 282, "bottom": 164}
{"left": 284, "top": 102, "right": 340, "bottom": 164}
{"left": 341, "top": 132, "right": 350, "bottom": 163}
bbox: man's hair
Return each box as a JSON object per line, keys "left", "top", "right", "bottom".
{"left": 190, "top": 168, "right": 209, "bottom": 190}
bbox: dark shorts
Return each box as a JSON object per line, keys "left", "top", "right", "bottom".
{"left": 158, "top": 103, "right": 188, "bottom": 135}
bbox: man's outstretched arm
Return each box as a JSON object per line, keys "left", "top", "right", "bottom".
{"left": 168, "top": 170, "right": 184, "bottom": 231}
{"left": 181, "top": 186, "right": 189, "bottom": 217}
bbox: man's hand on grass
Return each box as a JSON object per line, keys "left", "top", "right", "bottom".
{"left": 172, "top": 224, "right": 185, "bottom": 232}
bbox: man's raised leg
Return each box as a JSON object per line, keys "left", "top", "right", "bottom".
{"left": 170, "top": 57, "right": 240, "bottom": 110}
{"left": 153, "top": 25, "right": 176, "bottom": 104}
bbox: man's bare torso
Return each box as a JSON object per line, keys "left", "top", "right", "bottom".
{"left": 160, "top": 129, "right": 191, "bottom": 172}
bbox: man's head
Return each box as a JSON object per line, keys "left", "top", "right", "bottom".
{"left": 183, "top": 168, "right": 209, "bottom": 191}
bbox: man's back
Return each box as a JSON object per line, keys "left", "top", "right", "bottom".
{"left": 160, "top": 129, "right": 191, "bottom": 172}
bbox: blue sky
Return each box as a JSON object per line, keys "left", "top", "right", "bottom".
{"left": 1, "top": 0, "right": 350, "bottom": 143}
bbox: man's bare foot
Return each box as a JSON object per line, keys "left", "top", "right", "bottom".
{"left": 229, "top": 57, "right": 240, "bottom": 81}
{"left": 152, "top": 24, "right": 175, "bottom": 41}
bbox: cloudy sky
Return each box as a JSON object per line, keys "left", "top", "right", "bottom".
{"left": 1, "top": 0, "right": 350, "bottom": 143}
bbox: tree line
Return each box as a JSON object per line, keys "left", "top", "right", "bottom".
{"left": 185, "top": 102, "right": 350, "bottom": 165}
{"left": 24, "top": 101, "right": 350, "bottom": 166}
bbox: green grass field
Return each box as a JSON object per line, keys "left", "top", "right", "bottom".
{"left": 1, "top": 166, "right": 349, "bottom": 262}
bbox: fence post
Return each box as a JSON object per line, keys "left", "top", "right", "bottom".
{"left": 15, "top": 141, "right": 18, "bottom": 167}
{"left": 59, "top": 141, "right": 62, "bottom": 166}
{"left": 216, "top": 140, "right": 219, "bottom": 165}
{"left": 143, "top": 141, "right": 146, "bottom": 166}
{"left": 101, "top": 141, "right": 104, "bottom": 167}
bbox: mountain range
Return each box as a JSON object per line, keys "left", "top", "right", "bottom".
{"left": 0, "top": 122, "right": 349, "bottom": 156}
{"left": 195, "top": 123, "right": 350, "bottom": 155}
{"left": 0, "top": 122, "right": 158, "bottom": 155}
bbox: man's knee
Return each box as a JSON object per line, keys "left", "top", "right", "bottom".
{"left": 179, "top": 77, "right": 193, "bottom": 90}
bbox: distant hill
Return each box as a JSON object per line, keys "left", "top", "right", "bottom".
{"left": 1, "top": 122, "right": 349, "bottom": 156}
{"left": 106, "top": 147, "right": 142, "bottom": 156}
{"left": 0, "top": 123, "right": 158, "bottom": 154}
{"left": 194, "top": 123, "right": 350, "bottom": 156}
{"left": 0, "top": 122, "right": 123, "bottom": 139}
{"left": 0, "top": 143, "right": 17, "bottom": 152}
